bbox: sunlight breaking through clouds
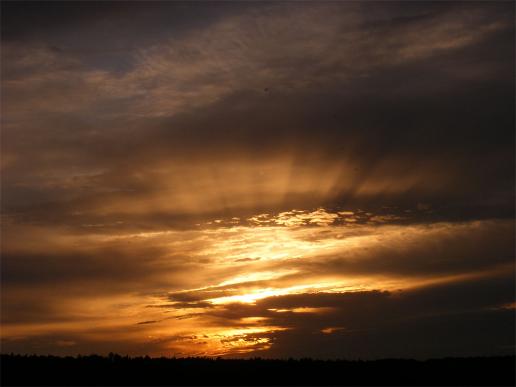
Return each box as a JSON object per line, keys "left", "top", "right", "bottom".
{"left": 2, "top": 202, "right": 514, "bottom": 356}
{"left": 1, "top": 1, "right": 513, "bottom": 359}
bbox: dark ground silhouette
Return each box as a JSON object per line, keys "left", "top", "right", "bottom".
{"left": 1, "top": 354, "right": 514, "bottom": 386}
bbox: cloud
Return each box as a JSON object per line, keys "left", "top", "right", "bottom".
{"left": 1, "top": 1, "right": 514, "bottom": 358}
{"left": 3, "top": 270, "right": 512, "bottom": 358}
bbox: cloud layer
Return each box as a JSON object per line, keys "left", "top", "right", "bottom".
{"left": 1, "top": 1, "right": 514, "bottom": 358}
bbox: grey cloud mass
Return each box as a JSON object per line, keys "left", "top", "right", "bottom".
{"left": 1, "top": 1, "right": 514, "bottom": 358}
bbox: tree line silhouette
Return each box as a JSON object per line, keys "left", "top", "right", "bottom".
{"left": 1, "top": 353, "right": 514, "bottom": 386}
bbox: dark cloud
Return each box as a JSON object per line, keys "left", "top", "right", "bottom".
{"left": 136, "top": 320, "right": 158, "bottom": 325}
{"left": 3, "top": 272, "right": 513, "bottom": 358}
{"left": 296, "top": 220, "right": 515, "bottom": 277}
{"left": 1, "top": 1, "right": 514, "bottom": 358}
{"left": 216, "top": 274, "right": 516, "bottom": 359}
{"left": 1, "top": 1, "right": 244, "bottom": 72}
{"left": 258, "top": 307, "right": 514, "bottom": 360}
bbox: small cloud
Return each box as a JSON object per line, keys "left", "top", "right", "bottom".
{"left": 497, "top": 302, "right": 516, "bottom": 310}
{"left": 321, "top": 327, "right": 346, "bottom": 334}
{"left": 136, "top": 320, "right": 158, "bottom": 325}
{"left": 234, "top": 257, "right": 261, "bottom": 262}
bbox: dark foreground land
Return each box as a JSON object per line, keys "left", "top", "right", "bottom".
{"left": 1, "top": 354, "right": 515, "bottom": 386}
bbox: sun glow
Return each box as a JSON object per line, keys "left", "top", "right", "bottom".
{"left": 3, "top": 202, "right": 511, "bottom": 357}
{"left": 207, "top": 282, "right": 348, "bottom": 305}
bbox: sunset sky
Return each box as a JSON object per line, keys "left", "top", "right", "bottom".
{"left": 1, "top": 1, "right": 514, "bottom": 359}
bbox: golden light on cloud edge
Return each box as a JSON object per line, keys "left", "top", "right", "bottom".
{"left": 7, "top": 209, "right": 512, "bottom": 356}
{"left": 1, "top": 1, "right": 514, "bottom": 360}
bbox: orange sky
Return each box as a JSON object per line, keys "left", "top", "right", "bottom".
{"left": 1, "top": 1, "right": 514, "bottom": 359}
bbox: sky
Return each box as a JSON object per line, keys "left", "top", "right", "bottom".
{"left": 0, "top": 1, "right": 514, "bottom": 359}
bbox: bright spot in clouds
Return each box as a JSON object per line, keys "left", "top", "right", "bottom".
{"left": 1, "top": 1, "right": 513, "bottom": 359}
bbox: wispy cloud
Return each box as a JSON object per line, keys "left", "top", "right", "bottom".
{"left": 1, "top": 1, "right": 514, "bottom": 358}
